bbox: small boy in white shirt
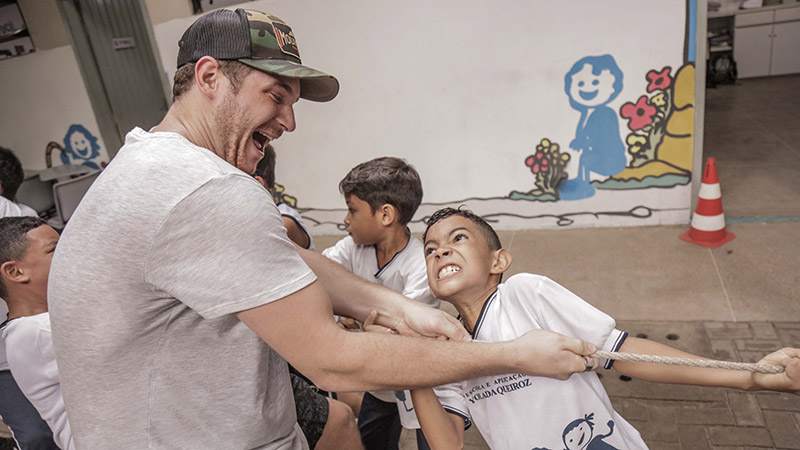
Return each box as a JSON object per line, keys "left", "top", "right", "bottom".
{"left": 412, "top": 207, "right": 800, "bottom": 450}
{"left": 0, "top": 216, "right": 73, "bottom": 450}
{"left": 323, "top": 157, "right": 439, "bottom": 450}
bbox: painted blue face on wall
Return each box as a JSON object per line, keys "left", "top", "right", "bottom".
{"left": 564, "top": 55, "right": 624, "bottom": 111}
{"left": 61, "top": 124, "right": 102, "bottom": 170}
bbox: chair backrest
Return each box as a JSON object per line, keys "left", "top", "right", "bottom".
{"left": 16, "top": 174, "right": 56, "bottom": 215}
{"left": 52, "top": 170, "right": 102, "bottom": 224}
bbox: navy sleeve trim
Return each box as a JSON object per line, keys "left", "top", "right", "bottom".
{"left": 281, "top": 214, "right": 312, "bottom": 249}
{"left": 442, "top": 405, "right": 472, "bottom": 430}
{"left": 604, "top": 331, "right": 629, "bottom": 370}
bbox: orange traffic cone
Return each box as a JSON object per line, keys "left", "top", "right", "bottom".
{"left": 680, "top": 157, "right": 735, "bottom": 248}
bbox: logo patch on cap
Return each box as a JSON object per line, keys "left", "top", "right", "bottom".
{"left": 271, "top": 21, "right": 299, "bottom": 60}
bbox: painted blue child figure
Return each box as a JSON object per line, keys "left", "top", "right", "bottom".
{"left": 561, "top": 414, "right": 617, "bottom": 450}
{"left": 411, "top": 207, "right": 800, "bottom": 450}
{"left": 559, "top": 55, "right": 626, "bottom": 200}
{"left": 60, "top": 125, "right": 102, "bottom": 170}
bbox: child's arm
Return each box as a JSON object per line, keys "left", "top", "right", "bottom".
{"left": 411, "top": 388, "right": 465, "bottom": 450}
{"left": 615, "top": 337, "right": 800, "bottom": 393}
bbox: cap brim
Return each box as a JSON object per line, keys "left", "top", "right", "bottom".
{"left": 240, "top": 59, "right": 339, "bottom": 102}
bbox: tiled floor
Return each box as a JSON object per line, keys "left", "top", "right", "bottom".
{"left": 2, "top": 76, "right": 797, "bottom": 449}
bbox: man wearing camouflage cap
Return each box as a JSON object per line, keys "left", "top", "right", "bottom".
{"left": 47, "top": 8, "right": 596, "bottom": 449}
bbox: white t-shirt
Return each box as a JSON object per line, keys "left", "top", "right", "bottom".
{"left": 323, "top": 234, "right": 438, "bottom": 429}
{"left": 0, "top": 195, "right": 37, "bottom": 219}
{"left": 48, "top": 127, "right": 316, "bottom": 449}
{"left": 0, "top": 195, "right": 39, "bottom": 372}
{"left": 433, "top": 274, "right": 646, "bottom": 450}
{"left": 2, "top": 313, "right": 74, "bottom": 450}
{"left": 278, "top": 203, "right": 315, "bottom": 250}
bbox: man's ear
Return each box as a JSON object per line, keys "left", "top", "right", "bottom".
{"left": 489, "top": 248, "right": 512, "bottom": 276}
{"left": 0, "top": 261, "right": 27, "bottom": 285}
{"left": 378, "top": 204, "right": 397, "bottom": 227}
{"left": 194, "top": 56, "right": 224, "bottom": 99}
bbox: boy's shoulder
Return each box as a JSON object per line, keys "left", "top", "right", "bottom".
{"left": 500, "top": 273, "right": 549, "bottom": 290}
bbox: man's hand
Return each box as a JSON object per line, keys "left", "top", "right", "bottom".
{"left": 375, "top": 301, "right": 470, "bottom": 342}
{"left": 511, "top": 329, "right": 598, "bottom": 380}
{"left": 753, "top": 347, "right": 800, "bottom": 395}
{"left": 336, "top": 316, "right": 361, "bottom": 331}
{"left": 362, "top": 310, "right": 397, "bottom": 334}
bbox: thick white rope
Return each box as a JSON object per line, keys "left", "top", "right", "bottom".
{"left": 593, "top": 351, "right": 784, "bottom": 374}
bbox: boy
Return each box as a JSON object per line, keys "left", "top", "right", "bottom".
{"left": 254, "top": 144, "right": 315, "bottom": 250}
{"left": 322, "top": 157, "right": 438, "bottom": 450}
{"left": 254, "top": 145, "right": 363, "bottom": 450}
{"left": 0, "top": 216, "right": 72, "bottom": 450}
{"left": 412, "top": 207, "right": 800, "bottom": 450}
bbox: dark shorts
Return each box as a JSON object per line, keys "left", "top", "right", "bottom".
{"left": 290, "top": 373, "right": 330, "bottom": 448}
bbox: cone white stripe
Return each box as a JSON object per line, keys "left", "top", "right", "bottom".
{"left": 698, "top": 182, "right": 721, "bottom": 200}
{"left": 691, "top": 213, "right": 726, "bottom": 231}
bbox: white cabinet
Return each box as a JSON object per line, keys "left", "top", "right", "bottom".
{"left": 771, "top": 20, "right": 800, "bottom": 75}
{"left": 733, "top": 6, "right": 800, "bottom": 78}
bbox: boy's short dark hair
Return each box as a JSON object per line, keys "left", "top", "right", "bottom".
{"left": 0, "top": 216, "right": 46, "bottom": 297}
{"left": 338, "top": 157, "right": 423, "bottom": 225}
{"left": 423, "top": 207, "right": 502, "bottom": 252}
{"left": 0, "top": 146, "right": 25, "bottom": 201}
{"left": 254, "top": 144, "right": 277, "bottom": 190}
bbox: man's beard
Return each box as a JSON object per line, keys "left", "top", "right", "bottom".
{"left": 213, "top": 90, "right": 252, "bottom": 173}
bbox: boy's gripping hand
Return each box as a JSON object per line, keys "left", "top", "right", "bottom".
{"left": 512, "top": 329, "right": 598, "bottom": 380}
{"left": 753, "top": 348, "right": 800, "bottom": 394}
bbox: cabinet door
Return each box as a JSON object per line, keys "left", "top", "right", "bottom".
{"left": 770, "top": 21, "right": 800, "bottom": 75}
{"left": 734, "top": 24, "right": 774, "bottom": 78}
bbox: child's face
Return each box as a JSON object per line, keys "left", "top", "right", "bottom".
{"left": 423, "top": 215, "right": 497, "bottom": 301}
{"left": 568, "top": 63, "right": 617, "bottom": 107}
{"left": 343, "top": 194, "right": 382, "bottom": 245}
{"left": 563, "top": 421, "right": 593, "bottom": 450}
{"left": 16, "top": 225, "right": 59, "bottom": 301}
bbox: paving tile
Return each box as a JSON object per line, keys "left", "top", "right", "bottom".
{"left": 757, "top": 393, "right": 800, "bottom": 412}
{"left": 704, "top": 323, "right": 753, "bottom": 340}
{"left": 707, "top": 426, "right": 774, "bottom": 447}
{"left": 737, "top": 350, "right": 769, "bottom": 364}
{"left": 647, "top": 443, "right": 682, "bottom": 450}
{"left": 726, "top": 392, "right": 765, "bottom": 426}
{"left": 776, "top": 328, "right": 800, "bottom": 348}
{"left": 763, "top": 410, "right": 800, "bottom": 449}
{"left": 675, "top": 404, "right": 735, "bottom": 425}
{"left": 750, "top": 322, "right": 778, "bottom": 340}
{"left": 641, "top": 405, "right": 679, "bottom": 443}
{"left": 678, "top": 424, "right": 711, "bottom": 450}
{"left": 734, "top": 339, "right": 783, "bottom": 352}
{"left": 710, "top": 339, "right": 738, "bottom": 361}
{"left": 609, "top": 397, "right": 650, "bottom": 420}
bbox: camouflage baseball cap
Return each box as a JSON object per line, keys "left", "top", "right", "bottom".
{"left": 177, "top": 8, "right": 339, "bottom": 102}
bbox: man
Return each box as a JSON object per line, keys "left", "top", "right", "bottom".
{"left": 48, "top": 9, "right": 596, "bottom": 449}
{"left": 0, "top": 148, "right": 58, "bottom": 450}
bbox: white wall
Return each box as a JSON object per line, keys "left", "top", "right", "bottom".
{"left": 3, "top": 0, "right": 696, "bottom": 232}
{"left": 0, "top": 45, "right": 108, "bottom": 170}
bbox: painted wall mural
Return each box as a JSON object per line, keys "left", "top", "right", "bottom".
{"left": 149, "top": 0, "right": 696, "bottom": 234}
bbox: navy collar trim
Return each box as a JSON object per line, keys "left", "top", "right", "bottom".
{"left": 459, "top": 289, "right": 498, "bottom": 338}
{"left": 374, "top": 228, "right": 412, "bottom": 278}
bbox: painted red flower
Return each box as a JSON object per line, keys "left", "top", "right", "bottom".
{"left": 646, "top": 67, "right": 671, "bottom": 92}
{"left": 621, "top": 96, "right": 657, "bottom": 130}
{"left": 525, "top": 152, "right": 547, "bottom": 174}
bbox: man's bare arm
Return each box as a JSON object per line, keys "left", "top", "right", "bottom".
{"left": 237, "top": 281, "right": 596, "bottom": 393}
{"left": 296, "top": 245, "right": 469, "bottom": 341}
